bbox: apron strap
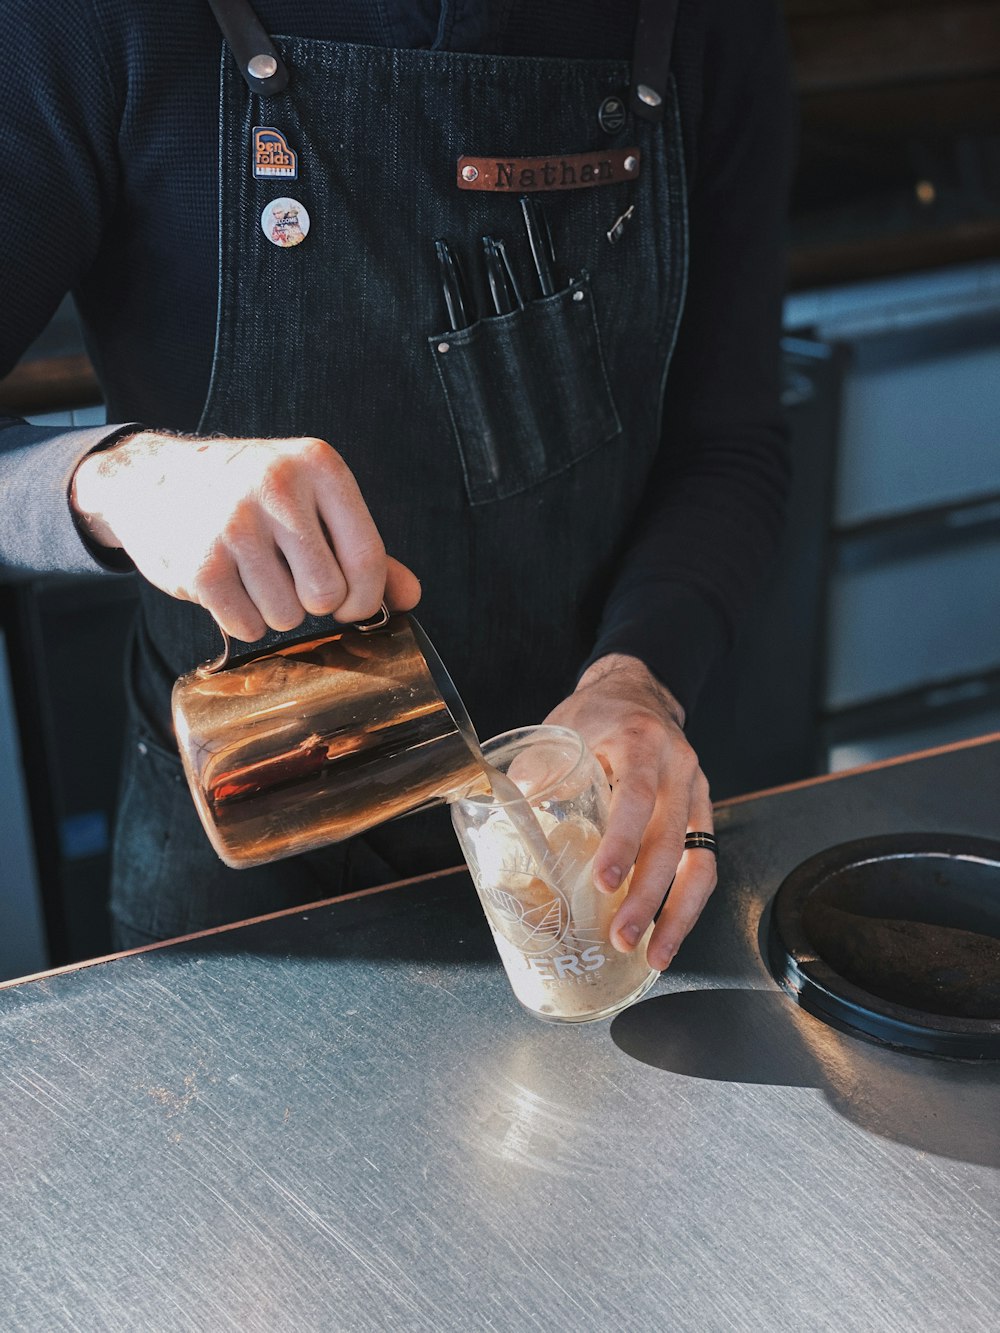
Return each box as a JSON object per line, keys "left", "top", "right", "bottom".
{"left": 206, "top": 0, "right": 674, "bottom": 116}
{"left": 206, "top": 0, "right": 289, "bottom": 96}
{"left": 630, "top": 0, "right": 680, "bottom": 123}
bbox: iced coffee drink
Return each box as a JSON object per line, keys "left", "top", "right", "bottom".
{"left": 451, "top": 726, "right": 657, "bottom": 1022}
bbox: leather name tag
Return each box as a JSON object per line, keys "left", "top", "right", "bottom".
{"left": 457, "top": 148, "right": 640, "bottom": 192}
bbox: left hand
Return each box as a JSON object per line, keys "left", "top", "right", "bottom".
{"left": 544, "top": 654, "right": 717, "bottom": 971}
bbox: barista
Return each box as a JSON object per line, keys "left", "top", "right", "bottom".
{"left": 0, "top": 0, "right": 793, "bottom": 959}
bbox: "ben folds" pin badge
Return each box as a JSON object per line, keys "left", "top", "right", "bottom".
{"left": 253, "top": 127, "right": 298, "bottom": 180}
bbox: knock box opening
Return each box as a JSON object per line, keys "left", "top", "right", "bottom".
{"left": 767, "top": 835, "right": 1000, "bottom": 1060}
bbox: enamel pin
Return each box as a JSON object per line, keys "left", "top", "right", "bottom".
{"left": 262, "top": 198, "right": 310, "bottom": 247}
{"left": 253, "top": 127, "right": 298, "bottom": 179}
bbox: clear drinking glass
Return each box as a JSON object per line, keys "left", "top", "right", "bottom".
{"left": 450, "top": 725, "right": 658, "bottom": 1022}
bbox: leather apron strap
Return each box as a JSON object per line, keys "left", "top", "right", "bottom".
{"left": 630, "top": 0, "right": 680, "bottom": 123}
{"left": 205, "top": 0, "right": 289, "bottom": 95}
{"left": 205, "top": 0, "right": 679, "bottom": 118}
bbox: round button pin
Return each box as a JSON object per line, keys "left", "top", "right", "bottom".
{"left": 597, "top": 96, "right": 626, "bottom": 135}
{"left": 262, "top": 197, "right": 310, "bottom": 248}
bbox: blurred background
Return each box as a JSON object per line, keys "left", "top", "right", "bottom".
{"left": 1, "top": 0, "right": 998, "bottom": 976}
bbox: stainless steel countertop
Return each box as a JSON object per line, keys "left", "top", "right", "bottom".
{"left": 1, "top": 737, "right": 997, "bottom": 1331}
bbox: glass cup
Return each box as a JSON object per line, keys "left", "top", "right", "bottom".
{"left": 450, "top": 725, "right": 658, "bottom": 1023}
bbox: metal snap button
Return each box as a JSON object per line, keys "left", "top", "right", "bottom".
{"left": 248, "top": 54, "right": 278, "bottom": 80}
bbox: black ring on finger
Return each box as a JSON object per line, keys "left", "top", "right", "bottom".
{"left": 684, "top": 831, "right": 717, "bottom": 854}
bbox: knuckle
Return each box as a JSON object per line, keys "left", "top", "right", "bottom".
{"left": 267, "top": 606, "right": 306, "bottom": 633}
{"left": 190, "top": 550, "right": 229, "bottom": 601}
{"left": 306, "top": 438, "right": 349, "bottom": 479}
{"left": 351, "top": 536, "right": 388, "bottom": 574}
{"left": 623, "top": 716, "right": 660, "bottom": 748}
{"left": 672, "top": 743, "right": 700, "bottom": 782}
{"left": 631, "top": 873, "right": 670, "bottom": 912}
{"left": 297, "top": 435, "right": 332, "bottom": 461}
{"left": 258, "top": 457, "right": 301, "bottom": 509}
{"left": 339, "top": 593, "right": 383, "bottom": 623}
{"left": 302, "top": 577, "right": 347, "bottom": 608}
{"left": 220, "top": 501, "right": 260, "bottom": 549}
{"left": 216, "top": 604, "right": 264, "bottom": 643}
{"left": 301, "top": 591, "right": 346, "bottom": 619}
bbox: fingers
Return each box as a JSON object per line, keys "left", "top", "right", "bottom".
{"left": 249, "top": 439, "right": 419, "bottom": 628}
{"left": 544, "top": 657, "right": 716, "bottom": 972}
{"left": 275, "top": 514, "right": 348, "bottom": 619}
{"left": 646, "top": 848, "right": 717, "bottom": 970}
{"left": 311, "top": 452, "right": 389, "bottom": 622}
{"left": 607, "top": 765, "right": 691, "bottom": 953}
{"left": 593, "top": 767, "right": 658, "bottom": 895}
{"left": 189, "top": 548, "right": 269, "bottom": 643}
{"left": 84, "top": 432, "right": 408, "bottom": 633}
{"left": 591, "top": 722, "right": 667, "bottom": 892}
{"left": 646, "top": 775, "right": 717, "bottom": 969}
{"left": 601, "top": 756, "right": 714, "bottom": 968}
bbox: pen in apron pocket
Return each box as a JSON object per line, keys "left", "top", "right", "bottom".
{"left": 435, "top": 238, "right": 474, "bottom": 329}
{"left": 482, "top": 236, "right": 524, "bottom": 315}
{"left": 519, "top": 196, "right": 557, "bottom": 297}
{"left": 433, "top": 239, "right": 502, "bottom": 485}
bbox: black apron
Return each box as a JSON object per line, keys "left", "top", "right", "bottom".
{"left": 110, "top": 4, "right": 688, "bottom": 945}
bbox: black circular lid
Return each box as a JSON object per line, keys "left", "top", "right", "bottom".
{"left": 767, "top": 833, "right": 1000, "bottom": 1060}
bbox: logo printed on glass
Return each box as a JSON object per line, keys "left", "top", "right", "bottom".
{"left": 479, "top": 831, "right": 608, "bottom": 974}
{"left": 253, "top": 126, "right": 298, "bottom": 179}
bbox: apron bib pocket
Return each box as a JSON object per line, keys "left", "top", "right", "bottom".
{"left": 429, "top": 273, "right": 622, "bottom": 505}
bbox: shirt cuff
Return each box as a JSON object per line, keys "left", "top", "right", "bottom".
{"left": 0, "top": 421, "right": 142, "bottom": 575}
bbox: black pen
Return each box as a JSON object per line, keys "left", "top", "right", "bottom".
{"left": 435, "top": 238, "right": 473, "bottom": 330}
{"left": 519, "top": 195, "right": 556, "bottom": 297}
{"left": 482, "top": 235, "right": 523, "bottom": 315}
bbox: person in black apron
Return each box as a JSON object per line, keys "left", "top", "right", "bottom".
{"left": 66, "top": 0, "right": 776, "bottom": 960}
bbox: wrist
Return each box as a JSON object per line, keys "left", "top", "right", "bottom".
{"left": 577, "top": 653, "right": 686, "bottom": 729}
{"left": 70, "top": 434, "right": 140, "bottom": 549}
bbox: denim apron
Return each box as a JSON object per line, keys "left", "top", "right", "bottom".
{"left": 110, "top": 12, "right": 688, "bottom": 945}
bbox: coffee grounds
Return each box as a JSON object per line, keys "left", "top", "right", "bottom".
{"left": 802, "top": 900, "right": 1000, "bottom": 1021}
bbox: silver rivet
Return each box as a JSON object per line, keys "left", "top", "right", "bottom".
{"left": 248, "top": 54, "right": 278, "bottom": 80}
{"left": 137, "top": 741, "right": 148, "bottom": 756}
{"left": 636, "top": 84, "right": 662, "bottom": 108}
{"left": 461, "top": 165, "right": 479, "bottom": 183}
{"left": 572, "top": 291, "right": 585, "bottom": 302}
{"left": 624, "top": 155, "right": 638, "bottom": 173}
{"left": 437, "top": 342, "right": 450, "bottom": 354}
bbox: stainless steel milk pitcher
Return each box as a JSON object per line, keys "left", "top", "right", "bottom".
{"left": 171, "top": 609, "right": 481, "bottom": 868}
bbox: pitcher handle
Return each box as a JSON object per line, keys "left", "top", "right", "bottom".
{"left": 197, "top": 603, "right": 391, "bottom": 677}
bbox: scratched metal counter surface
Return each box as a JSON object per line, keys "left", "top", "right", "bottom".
{"left": 1, "top": 738, "right": 998, "bottom": 1332}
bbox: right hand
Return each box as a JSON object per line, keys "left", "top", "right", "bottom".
{"left": 71, "top": 431, "right": 420, "bottom": 641}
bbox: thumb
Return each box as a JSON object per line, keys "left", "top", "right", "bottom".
{"left": 385, "top": 557, "right": 421, "bottom": 612}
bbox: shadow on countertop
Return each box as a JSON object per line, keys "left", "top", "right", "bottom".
{"left": 610, "top": 987, "right": 1000, "bottom": 1170}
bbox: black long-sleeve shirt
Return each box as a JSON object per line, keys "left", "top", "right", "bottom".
{"left": 0, "top": 0, "right": 793, "bottom": 717}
